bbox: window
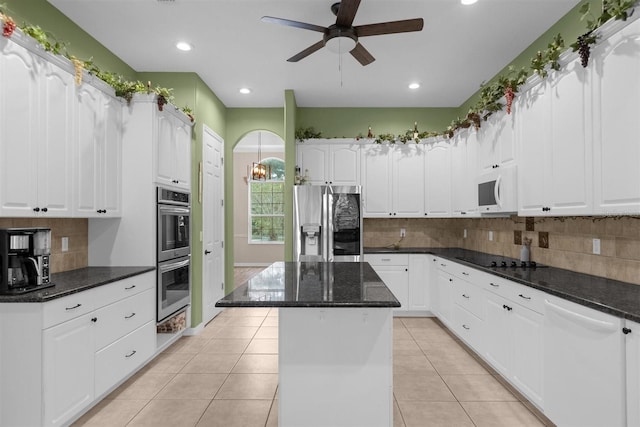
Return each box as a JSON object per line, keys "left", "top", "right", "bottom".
{"left": 250, "top": 158, "right": 285, "bottom": 243}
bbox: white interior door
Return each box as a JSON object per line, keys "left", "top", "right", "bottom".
{"left": 202, "top": 125, "right": 225, "bottom": 324}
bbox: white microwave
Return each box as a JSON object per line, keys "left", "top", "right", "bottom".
{"left": 477, "top": 165, "right": 517, "bottom": 214}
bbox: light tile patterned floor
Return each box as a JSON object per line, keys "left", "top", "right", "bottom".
{"left": 73, "top": 308, "right": 553, "bottom": 427}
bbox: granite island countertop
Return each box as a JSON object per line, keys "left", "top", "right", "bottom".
{"left": 0, "top": 266, "right": 156, "bottom": 303}
{"left": 216, "top": 261, "right": 401, "bottom": 308}
{"left": 366, "top": 247, "right": 640, "bottom": 323}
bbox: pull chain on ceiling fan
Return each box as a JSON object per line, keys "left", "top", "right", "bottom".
{"left": 261, "top": 0, "right": 424, "bottom": 66}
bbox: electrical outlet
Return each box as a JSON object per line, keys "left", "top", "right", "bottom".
{"left": 463, "top": 229, "right": 468, "bottom": 239}
{"left": 61, "top": 237, "right": 69, "bottom": 252}
{"left": 593, "top": 238, "right": 601, "bottom": 255}
{"left": 488, "top": 231, "right": 494, "bottom": 241}
{"left": 400, "top": 228, "right": 406, "bottom": 237}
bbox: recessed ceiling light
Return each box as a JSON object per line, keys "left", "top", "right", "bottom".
{"left": 409, "top": 83, "right": 420, "bottom": 90}
{"left": 461, "top": 0, "right": 478, "bottom": 5}
{"left": 176, "top": 41, "right": 192, "bottom": 51}
{"left": 239, "top": 88, "right": 252, "bottom": 95}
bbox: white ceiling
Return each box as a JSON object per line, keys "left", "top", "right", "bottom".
{"left": 47, "top": 0, "right": 580, "bottom": 108}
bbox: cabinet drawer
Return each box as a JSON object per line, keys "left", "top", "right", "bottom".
{"left": 94, "top": 321, "right": 155, "bottom": 397}
{"left": 365, "top": 254, "right": 409, "bottom": 266}
{"left": 453, "top": 304, "right": 483, "bottom": 350}
{"left": 447, "top": 261, "right": 478, "bottom": 282}
{"left": 481, "top": 274, "right": 544, "bottom": 314}
{"left": 452, "top": 278, "right": 484, "bottom": 319}
{"left": 91, "top": 272, "right": 155, "bottom": 308}
{"left": 43, "top": 292, "right": 95, "bottom": 329}
{"left": 94, "top": 288, "right": 155, "bottom": 351}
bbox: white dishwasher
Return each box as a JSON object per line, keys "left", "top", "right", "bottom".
{"left": 543, "top": 295, "right": 626, "bottom": 427}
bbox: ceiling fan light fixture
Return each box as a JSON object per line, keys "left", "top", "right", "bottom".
{"left": 325, "top": 34, "right": 357, "bottom": 54}
{"left": 176, "top": 41, "right": 192, "bottom": 51}
{"left": 409, "top": 82, "right": 420, "bottom": 90}
{"left": 461, "top": 0, "right": 478, "bottom": 5}
{"left": 239, "top": 87, "right": 252, "bottom": 94}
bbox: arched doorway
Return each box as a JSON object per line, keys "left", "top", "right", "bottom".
{"left": 233, "top": 130, "right": 285, "bottom": 266}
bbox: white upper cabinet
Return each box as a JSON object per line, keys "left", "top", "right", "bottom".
{"left": 451, "top": 130, "right": 479, "bottom": 217}
{"left": 477, "top": 109, "right": 516, "bottom": 175}
{"left": 155, "top": 108, "right": 192, "bottom": 191}
{"left": 424, "top": 139, "right": 451, "bottom": 217}
{"left": 0, "top": 37, "right": 74, "bottom": 217}
{"left": 361, "top": 143, "right": 393, "bottom": 217}
{"left": 592, "top": 17, "right": 640, "bottom": 214}
{"left": 74, "top": 81, "right": 122, "bottom": 217}
{"left": 296, "top": 140, "right": 360, "bottom": 185}
{"left": 517, "top": 56, "right": 592, "bottom": 216}
{"left": 360, "top": 142, "right": 424, "bottom": 217}
{"left": 392, "top": 143, "right": 425, "bottom": 217}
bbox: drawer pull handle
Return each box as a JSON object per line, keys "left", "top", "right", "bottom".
{"left": 503, "top": 304, "right": 513, "bottom": 311}
{"left": 449, "top": 278, "right": 453, "bottom": 282}
{"left": 462, "top": 272, "right": 469, "bottom": 276}
{"left": 518, "top": 294, "right": 531, "bottom": 300}
{"left": 623, "top": 327, "right": 632, "bottom": 335}
{"left": 462, "top": 294, "right": 470, "bottom": 299}
{"left": 125, "top": 350, "right": 137, "bottom": 358}
{"left": 91, "top": 317, "right": 97, "bottom": 323}
{"left": 125, "top": 312, "right": 136, "bottom": 319}
{"left": 440, "top": 263, "right": 446, "bottom": 267}
{"left": 125, "top": 285, "right": 136, "bottom": 290}
{"left": 65, "top": 303, "right": 82, "bottom": 311}
{"left": 490, "top": 283, "right": 499, "bottom": 287}
{"left": 462, "top": 324, "right": 470, "bottom": 330}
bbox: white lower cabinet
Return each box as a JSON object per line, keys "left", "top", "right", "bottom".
{"left": 433, "top": 262, "right": 454, "bottom": 327}
{"left": 543, "top": 295, "right": 626, "bottom": 427}
{"left": 627, "top": 320, "right": 640, "bottom": 427}
{"left": 407, "top": 254, "right": 429, "bottom": 312}
{"left": 0, "top": 271, "right": 155, "bottom": 427}
{"left": 43, "top": 313, "right": 95, "bottom": 427}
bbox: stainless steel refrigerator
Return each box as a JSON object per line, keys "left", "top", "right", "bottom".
{"left": 293, "top": 185, "right": 363, "bottom": 262}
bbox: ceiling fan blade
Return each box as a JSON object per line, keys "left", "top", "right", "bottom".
{"left": 350, "top": 43, "right": 375, "bottom": 66}
{"left": 355, "top": 18, "right": 424, "bottom": 37}
{"left": 287, "top": 40, "right": 326, "bottom": 62}
{"left": 336, "top": 0, "right": 361, "bottom": 27}
{"left": 261, "top": 16, "right": 327, "bottom": 33}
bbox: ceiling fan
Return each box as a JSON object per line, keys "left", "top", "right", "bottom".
{"left": 261, "top": 0, "right": 424, "bottom": 66}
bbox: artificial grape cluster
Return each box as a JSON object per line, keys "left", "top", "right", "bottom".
{"left": 2, "top": 17, "right": 16, "bottom": 38}
{"left": 71, "top": 58, "right": 84, "bottom": 85}
{"left": 576, "top": 34, "right": 591, "bottom": 68}
{"left": 504, "top": 86, "right": 515, "bottom": 115}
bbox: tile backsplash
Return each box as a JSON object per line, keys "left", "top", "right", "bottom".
{"left": 0, "top": 218, "right": 88, "bottom": 273}
{"left": 364, "top": 216, "right": 640, "bottom": 285}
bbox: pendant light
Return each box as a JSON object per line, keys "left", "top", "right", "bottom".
{"left": 251, "top": 132, "right": 270, "bottom": 181}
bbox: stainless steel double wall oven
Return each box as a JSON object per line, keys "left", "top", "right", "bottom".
{"left": 157, "top": 187, "right": 191, "bottom": 322}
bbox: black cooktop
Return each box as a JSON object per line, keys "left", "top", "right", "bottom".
{"left": 455, "top": 256, "right": 547, "bottom": 269}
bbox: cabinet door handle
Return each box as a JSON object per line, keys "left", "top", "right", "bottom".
{"left": 462, "top": 324, "right": 470, "bottom": 330}
{"left": 502, "top": 304, "right": 512, "bottom": 311}
{"left": 125, "top": 350, "right": 137, "bottom": 358}
{"left": 489, "top": 282, "right": 499, "bottom": 287}
{"left": 65, "top": 303, "right": 82, "bottom": 311}
{"left": 462, "top": 294, "right": 469, "bottom": 299}
{"left": 33, "top": 207, "right": 40, "bottom": 212}
{"left": 125, "top": 312, "right": 136, "bottom": 319}
{"left": 449, "top": 278, "right": 453, "bottom": 282}
{"left": 41, "top": 207, "right": 48, "bottom": 212}
{"left": 440, "top": 263, "right": 447, "bottom": 267}
{"left": 204, "top": 250, "right": 212, "bottom": 255}
{"left": 91, "top": 317, "right": 97, "bottom": 323}
{"left": 462, "top": 272, "right": 469, "bottom": 276}
{"left": 124, "top": 285, "right": 136, "bottom": 290}
{"left": 623, "top": 327, "right": 632, "bottom": 335}
{"left": 518, "top": 294, "right": 531, "bottom": 300}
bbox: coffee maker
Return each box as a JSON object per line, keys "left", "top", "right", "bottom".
{"left": 0, "top": 228, "right": 53, "bottom": 294}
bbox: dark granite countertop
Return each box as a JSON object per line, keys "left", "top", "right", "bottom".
{"left": 0, "top": 266, "right": 156, "bottom": 303}
{"left": 216, "top": 262, "right": 401, "bottom": 308}
{"left": 366, "top": 247, "right": 640, "bottom": 323}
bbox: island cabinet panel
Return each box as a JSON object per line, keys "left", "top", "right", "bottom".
{"left": 0, "top": 36, "right": 74, "bottom": 217}
{"left": 279, "top": 307, "right": 393, "bottom": 427}
{"left": 627, "top": 320, "right": 640, "bottom": 427}
{"left": 296, "top": 140, "right": 360, "bottom": 186}
{"left": 592, "top": 17, "right": 640, "bottom": 214}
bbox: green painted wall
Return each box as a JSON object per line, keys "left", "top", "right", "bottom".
{"left": 225, "top": 108, "right": 284, "bottom": 290}
{"left": 297, "top": 107, "right": 458, "bottom": 137}
{"left": 2, "top": 0, "right": 136, "bottom": 79}
{"left": 458, "top": 0, "right": 603, "bottom": 114}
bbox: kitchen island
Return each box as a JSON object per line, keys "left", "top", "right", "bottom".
{"left": 216, "top": 261, "right": 400, "bottom": 427}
